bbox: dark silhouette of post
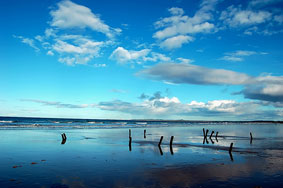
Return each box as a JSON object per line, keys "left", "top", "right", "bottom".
{"left": 129, "top": 136, "right": 132, "bottom": 151}
{"left": 250, "top": 132, "right": 253, "bottom": 144}
{"left": 229, "top": 142, "right": 234, "bottom": 161}
{"left": 158, "top": 136, "right": 163, "bottom": 147}
{"left": 205, "top": 129, "right": 209, "bottom": 138}
{"left": 144, "top": 129, "right": 146, "bottom": 139}
{"left": 229, "top": 143, "right": 233, "bottom": 153}
{"left": 158, "top": 145, "right": 163, "bottom": 155}
{"left": 170, "top": 136, "right": 174, "bottom": 155}
{"left": 61, "top": 133, "right": 67, "bottom": 145}
{"left": 209, "top": 131, "right": 214, "bottom": 140}
{"left": 129, "top": 129, "right": 131, "bottom": 138}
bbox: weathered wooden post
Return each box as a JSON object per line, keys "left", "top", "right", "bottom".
{"left": 170, "top": 136, "right": 174, "bottom": 155}
{"left": 129, "top": 129, "right": 131, "bottom": 138}
{"left": 205, "top": 129, "right": 209, "bottom": 138}
{"left": 215, "top": 132, "right": 219, "bottom": 140}
{"left": 229, "top": 143, "right": 233, "bottom": 153}
{"left": 209, "top": 131, "right": 214, "bottom": 140}
{"left": 158, "top": 145, "right": 163, "bottom": 155}
{"left": 144, "top": 129, "right": 146, "bottom": 139}
{"left": 129, "top": 136, "right": 132, "bottom": 151}
{"left": 61, "top": 133, "right": 67, "bottom": 145}
{"left": 229, "top": 142, "right": 234, "bottom": 161}
{"left": 250, "top": 132, "right": 253, "bottom": 144}
{"left": 158, "top": 136, "right": 163, "bottom": 147}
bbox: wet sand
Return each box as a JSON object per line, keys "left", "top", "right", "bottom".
{"left": 0, "top": 124, "right": 283, "bottom": 187}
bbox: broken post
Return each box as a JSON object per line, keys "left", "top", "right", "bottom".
{"left": 61, "top": 133, "right": 67, "bottom": 145}
{"left": 129, "top": 136, "right": 132, "bottom": 151}
{"left": 250, "top": 132, "right": 253, "bottom": 144}
{"left": 158, "top": 136, "right": 163, "bottom": 147}
{"left": 129, "top": 129, "right": 131, "bottom": 138}
{"left": 144, "top": 129, "right": 146, "bottom": 139}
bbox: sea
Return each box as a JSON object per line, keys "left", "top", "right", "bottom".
{"left": 0, "top": 116, "right": 281, "bottom": 129}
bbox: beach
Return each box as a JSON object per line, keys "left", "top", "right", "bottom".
{"left": 1, "top": 120, "right": 283, "bottom": 187}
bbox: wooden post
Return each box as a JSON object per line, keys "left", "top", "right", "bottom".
{"left": 250, "top": 132, "right": 253, "bottom": 144}
{"left": 144, "top": 129, "right": 146, "bottom": 139}
{"left": 209, "top": 131, "right": 214, "bottom": 140}
{"left": 158, "top": 136, "right": 163, "bottom": 147}
{"left": 229, "top": 143, "right": 233, "bottom": 153}
{"left": 170, "top": 136, "right": 174, "bottom": 155}
{"left": 61, "top": 133, "right": 66, "bottom": 145}
{"left": 129, "top": 137, "right": 132, "bottom": 151}
{"left": 158, "top": 145, "right": 163, "bottom": 155}
{"left": 170, "top": 136, "right": 174, "bottom": 146}
{"left": 205, "top": 129, "right": 209, "bottom": 138}
{"left": 129, "top": 129, "right": 131, "bottom": 138}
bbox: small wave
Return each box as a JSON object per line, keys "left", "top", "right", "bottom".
{"left": 136, "top": 122, "right": 147, "bottom": 125}
{"left": 0, "top": 120, "right": 13, "bottom": 123}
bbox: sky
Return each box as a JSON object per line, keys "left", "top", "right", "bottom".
{"left": 0, "top": 0, "right": 283, "bottom": 120}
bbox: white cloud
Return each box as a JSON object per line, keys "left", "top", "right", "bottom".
{"left": 220, "top": 50, "right": 257, "bottom": 62}
{"left": 177, "top": 57, "right": 194, "bottom": 64}
{"left": 160, "top": 35, "right": 194, "bottom": 50}
{"left": 110, "top": 47, "right": 150, "bottom": 64}
{"left": 50, "top": 0, "right": 120, "bottom": 38}
{"left": 241, "top": 75, "right": 283, "bottom": 102}
{"left": 153, "top": 1, "right": 217, "bottom": 49}
{"left": 47, "top": 50, "right": 54, "bottom": 56}
{"left": 143, "top": 52, "right": 171, "bottom": 62}
{"left": 97, "top": 93, "right": 282, "bottom": 119}
{"left": 15, "top": 0, "right": 119, "bottom": 66}
{"left": 274, "top": 15, "right": 283, "bottom": 24}
{"left": 220, "top": 6, "right": 272, "bottom": 27}
{"left": 138, "top": 62, "right": 251, "bottom": 85}
{"left": 110, "top": 47, "right": 172, "bottom": 64}
{"left": 13, "top": 35, "right": 40, "bottom": 52}
{"left": 21, "top": 99, "right": 95, "bottom": 108}
{"left": 51, "top": 37, "right": 104, "bottom": 65}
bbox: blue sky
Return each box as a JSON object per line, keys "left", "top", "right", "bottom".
{"left": 0, "top": 0, "right": 282, "bottom": 120}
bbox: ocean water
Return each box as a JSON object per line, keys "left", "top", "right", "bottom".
{"left": 0, "top": 117, "right": 283, "bottom": 187}
{"left": 0, "top": 116, "right": 280, "bottom": 129}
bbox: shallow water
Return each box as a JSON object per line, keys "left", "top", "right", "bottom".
{"left": 0, "top": 124, "right": 283, "bottom": 187}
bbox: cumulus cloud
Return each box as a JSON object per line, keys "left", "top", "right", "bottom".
{"left": 96, "top": 92, "right": 282, "bottom": 119}
{"left": 110, "top": 47, "right": 171, "bottom": 64}
{"left": 137, "top": 62, "right": 250, "bottom": 85}
{"left": 160, "top": 35, "right": 194, "bottom": 50}
{"left": 240, "top": 75, "right": 283, "bottom": 102}
{"left": 110, "top": 47, "right": 150, "bottom": 64}
{"left": 153, "top": 0, "right": 217, "bottom": 49}
{"left": 138, "top": 62, "right": 283, "bottom": 104}
{"left": 220, "top": 50, "right": 257, "bottom": 62}
{"left": 220, "top": 6, "right": 272, "bottom": 27}
{"left": 50, "top": 0, "right": 120, "bottom": 38}
{"left": 21, "top": 99, "right": 94, "bottom": 108}
{"left": 15, "top": 0, "right": 119, "bottom": 66}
